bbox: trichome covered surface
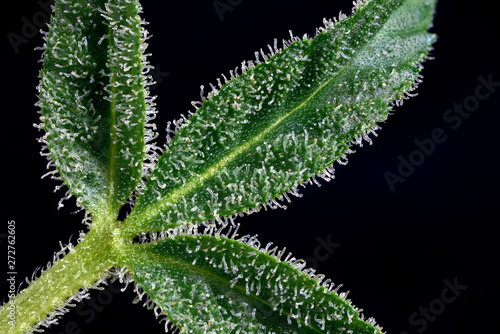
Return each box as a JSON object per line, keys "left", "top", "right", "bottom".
{"left": 18, "top": 0, "right": 438, "bottom": 333}
{"left": 122, "top": 0, "right": 437, "bottom": 237}
{"left": 37, "top": 0, "right": 155, "bottom": 217}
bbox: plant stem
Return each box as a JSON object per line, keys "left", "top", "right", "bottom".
{"left": 0, "top": 223, "right": 117, "bottom": 334}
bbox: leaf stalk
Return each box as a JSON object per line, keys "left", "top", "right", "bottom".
{"left": 0, "top": 222, "right": 117, "bottom": 334}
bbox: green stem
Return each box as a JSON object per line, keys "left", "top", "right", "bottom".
{"left": 0, "top": 223, "right": 118, "bottom": 334}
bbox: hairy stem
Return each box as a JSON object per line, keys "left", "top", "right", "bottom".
{"left": 0, "top": 222, "right": 117, "bottom": 334}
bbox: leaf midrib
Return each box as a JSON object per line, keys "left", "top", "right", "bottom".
{"left": 106, "top": 16, "right": 119, "bottom": 215}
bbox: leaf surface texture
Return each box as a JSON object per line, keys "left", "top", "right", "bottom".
{"left": 123, "top": 0, "right": 437, "bottom": 236}
{"left": 38, "top": 0, "right": 152, "bottom": 214}
{"left": 126, "top": 233, "right": 382, "bottom": 333}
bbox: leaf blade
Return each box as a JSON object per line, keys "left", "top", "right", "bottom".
{"left": 38, "top": 0, "right": 150, "bottom": 215}
{"left": 123, "top": 0, "right": 437, "bottom": 236}
{"left": 125, "top": 232, "right": 382, "bottom": 333}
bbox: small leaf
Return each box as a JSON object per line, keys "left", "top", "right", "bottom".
{"left": 123, "top": 0, "right": 437, "bottom": 237}
{"left": 37, "top": 0, "right": 154, "bottom": 214}
{"left": 125, "top": 231, "right": 382, "bottom": 333}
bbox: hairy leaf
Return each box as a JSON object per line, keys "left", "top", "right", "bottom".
{"left": 123, "top": 0, "right": 437, "bottom": 237}
{"left": 125, "top": 231, "right": 382, "bottom": 334}
{"left": 37, "top": 0, "right": 154, "bottom": 214}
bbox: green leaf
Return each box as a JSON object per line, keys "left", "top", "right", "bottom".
{"left": 122, "top": 0, "right": 437, "bottom": 237}
{"left": 37, "top": 0, "right": 154, "bottom": 215}
{"left": 124, "top": 231, "right": 382, "bottom": 334}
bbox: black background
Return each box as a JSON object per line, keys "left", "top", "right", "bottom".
{"left": 1, "top": 0, "right": 499, "bottom": 333}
